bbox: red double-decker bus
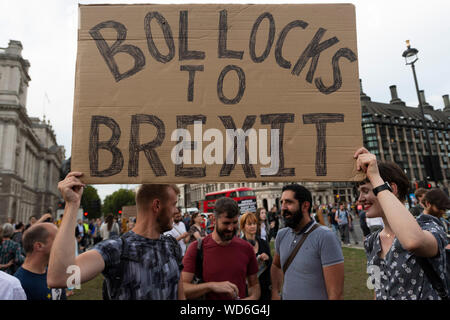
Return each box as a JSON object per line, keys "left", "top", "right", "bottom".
{"left": 202, "top": 187, "right": 257, "bottom": 214}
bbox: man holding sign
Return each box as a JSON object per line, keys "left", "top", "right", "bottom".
{"left": 48, "top": 172, "right": 185, "bottom": 300}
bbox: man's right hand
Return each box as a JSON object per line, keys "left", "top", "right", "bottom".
{"left": 210, "top": 281, "right": 239, "bottom": 299}
{"left": 58, "top": 172, "right": 85, "bottom": 205}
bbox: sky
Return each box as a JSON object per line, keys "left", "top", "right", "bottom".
{"left": 1, "top": 0, "right": 449, "bottom": 201}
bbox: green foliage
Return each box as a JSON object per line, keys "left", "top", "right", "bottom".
{"left": 80, "top": 185, "right": 101, "bottom": 219}
{"left": 102, "top": 188, "right": 136, "bottom": 217}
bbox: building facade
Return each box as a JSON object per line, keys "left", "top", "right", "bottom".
{"left": 179, "top": 81, "right": 449, "bottom": 211}
{"left": 360, "top": 82, "right": 450, "bottom": 190}
{"left": 0, "top": 40, "right": 65, "bottom": 223}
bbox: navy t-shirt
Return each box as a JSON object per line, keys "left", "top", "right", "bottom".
{"left": 14, "top": 267, "right": 66, "bottom": 300}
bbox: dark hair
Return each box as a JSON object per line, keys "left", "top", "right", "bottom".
{"left": 190, "top": 212, "right": 201, "bottom": 227}
{"left": 105, "top": 214, "right": 114, "bottom": 231}
{"left": 414, "top": 188, "right": 427, "bottom": 199}
{"left": 22, "top": 224, "right": 50, "bottom": 255}
{"left": 136, "top": 184, "right": 180, "bottom": 212}
{"left": 282, "top": 184, "right": 312, "bottom": 213}
{"left": 423, "top": 189, "right": 450, "bottom": 212}
{"left": 357, "top": 161, "right": 410, "bottom": 202}
{"left": 15, "top": 222, "right": 24, "bottom": 230}
{"left": 214, "top": 197, "right": 240, "bottom": 218}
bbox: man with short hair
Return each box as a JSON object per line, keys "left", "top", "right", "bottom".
{"left": 335, "top": 202, "right": 351, "bottom": 245}
{"left": 48, "top": 172, "right": 184, "bottom": 300}
{"left": 271, "top": 184, "right": 344, "bottom": 300}
{"left": 164, "top": 207, "right": 190, "bottom": 256}
{"left": 410, "top": 188, "right": 427, "bottom": 217}
{"left": 182, "top": 197, "right": 260, "bottom": 300}
{"left": 14, "top": 223, "right": 66, "bottom": 300}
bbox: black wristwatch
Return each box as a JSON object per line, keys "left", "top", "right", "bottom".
{"left": 373, "top": 182, "right": 392, "bottom": 196}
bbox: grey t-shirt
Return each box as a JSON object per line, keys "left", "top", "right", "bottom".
{"left": 275, "top": 222, "right": 344, "bottom": 300}
{"left": 93, "top": 231, "right": 183, "bottom": 300}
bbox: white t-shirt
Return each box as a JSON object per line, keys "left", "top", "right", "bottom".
{"left": 100, "top": 222, "right": 120, "bottom": 240}
{"left": 0, "top": 271, "right": 26, "bottom": 300}
{"left": 260, "top": 222, "right": 267, "bottom": 241}
{"left": 164, "top": 222, "right": 187, "bottom": 256}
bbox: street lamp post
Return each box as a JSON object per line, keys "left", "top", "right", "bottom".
{"left": 402, "top": 40, "right": 436, "bottom": 186}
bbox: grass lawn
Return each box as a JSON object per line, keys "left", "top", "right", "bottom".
{"left": 68, "top": 246, "right": 373, "bottom": 300}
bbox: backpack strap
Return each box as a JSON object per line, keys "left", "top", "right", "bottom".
{"left": 416, "top": 255, "right": 449, "bottom": 300}
{"left": 103, "top": 235, "right": 129, "bottom": 300}
{"left": 194, "top": 238, "right": 203, "bottom": 282}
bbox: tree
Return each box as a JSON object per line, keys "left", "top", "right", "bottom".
{"left": 80, "top": 185, "right": 102, "bottom": 219}
{"left": 102, "top": 189, "right": 136, "bottom": 217}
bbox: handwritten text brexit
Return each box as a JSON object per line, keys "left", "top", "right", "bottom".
{"left": 89, "top": 113, "right": 344, "bottom": 178}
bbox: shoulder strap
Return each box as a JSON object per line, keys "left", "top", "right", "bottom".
{"left": 195, "top": 238, "right": 204, "bottom": 280}
{"left": 416, "top": 256, "right": 449, "bottom": 300}
{"left": 282, "top": 224, "right": 319, "bottom": 274}
{"left": 104, "top": 236, "right": 129, "bottom": 300}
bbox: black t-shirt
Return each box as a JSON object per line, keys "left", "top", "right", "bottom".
{"left": 14, "top": 267, "right": 66, "bottom": 300}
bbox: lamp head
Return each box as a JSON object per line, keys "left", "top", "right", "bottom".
{"left": 402, "top": 40, "right": 419, "bottom": 65}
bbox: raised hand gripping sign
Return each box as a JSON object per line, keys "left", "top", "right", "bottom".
{"left": 72, "top": 4, "right": 362, "bottom": 184}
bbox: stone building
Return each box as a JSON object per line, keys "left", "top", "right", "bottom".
{"left": 0, "top": 40, "right": 65, "bottom": 223}
{"left": 360, "top": 81, "right": 449, "bottom": 189}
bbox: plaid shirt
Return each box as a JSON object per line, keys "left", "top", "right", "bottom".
{"left": 93, "top": 231, "right": 183, "bottom": 300}
{"left": 0, "top": 240, "right": 24, "bottom": 275}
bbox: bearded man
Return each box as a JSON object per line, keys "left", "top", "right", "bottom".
{"left": 182, "top": 197, "right": 260, "bottom": 300}
{"left": 48, "top": 173, "right": 184, "bottom": 300}
{"left": 271, "top": 184, "right": 344, "bottom": 300}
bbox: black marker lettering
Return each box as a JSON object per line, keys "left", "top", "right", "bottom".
{"left": 217, "top": 65, "right": 246, "bottom": 105}
{"left": 89, "top": 115, "right": 124, "bottom": 177}
{"left": 315, "top": 48, "right": 357, "bottom": 95}
{"left": 249, "top": 12, "right": 275, "bottom": 63}
{"left": 302, "top": 113, "right": 344, "bottom": 176}
{"left": 292, "top": 28, "right": 339, "bottom": 83}
{"left": 180, "top": 65, "right": 204, "bottom": 102}
{"left": 144, "top": 12, "right": 175, "bottom": 63}
{"left": 89, "top": 21, "right": 145, "bottom": 82}
{"left": 260, "top": 113, "right": 295, "bottom": 176}
{"left": 179, "top": 11, "right": 206, "bottom": 60}
{"left": 218, "top": 10, "right": 244, "bottom": 59}
{"left": 175, "top": 115, "right": 207, "bottom": 178}
{"left": 129, "top": 114, "right": 167, "bottom": 177}
{"left": 275, "top": 20, "right": 308, "bottom": 69}
{"left": 219, "top": 115, "right": 257, "bottom": 178}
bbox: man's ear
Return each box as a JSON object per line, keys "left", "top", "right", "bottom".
{"left": 152, "top": 199, "right": 161, "bottom": 214}
{"left": 34, "top": 242, "right": 43, "bottom": 252}
{"left": 302, "top": 201, "right": 311, "bottom": 215}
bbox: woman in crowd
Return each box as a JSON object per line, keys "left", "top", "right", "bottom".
{"left": 188, "top": 212, "right": 206, "bottom": 244}
{"left": 240, "top": 212, "right": 272, "bottom": 300}
{"left": 0, "top": 223, "right": 24, "bottom": 275}
{"left": 100, "top": 214, "right": 120, "bottom": 240}
{"left": 355, "top": 147, "right": 448, "bottom": 300}
{"left": 256, "top": 208, "right": 270, "bottom": 244}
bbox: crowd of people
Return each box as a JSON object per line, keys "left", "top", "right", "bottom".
{"left": 1, "top": 147, "right": 449, "bottom": 300}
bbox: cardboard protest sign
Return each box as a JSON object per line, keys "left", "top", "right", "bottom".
{"left": 121, "top": 205, "right": 137, "bottom": 220}
{"left": 72, "top": 4, "right": 363, "bottom": 184}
